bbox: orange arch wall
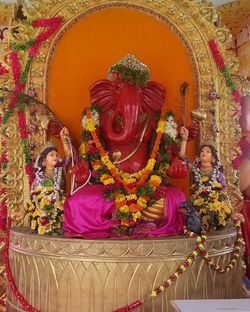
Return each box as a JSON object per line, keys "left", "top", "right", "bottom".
{"left": 48, "top": 7, "right": 197, "bottom": 195}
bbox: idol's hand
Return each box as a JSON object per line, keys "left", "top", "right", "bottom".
{"left": 167, "top": 157, "right": 188, "bottom": 178}
{"left": 71, "top": 159, "right": 90, "bottom": 186}
{"left": 186, "top": 122, "right": 199, "bottom": 141}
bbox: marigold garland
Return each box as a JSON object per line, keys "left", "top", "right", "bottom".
{"left": 83, "top": 107, "right": 177, "bottom": 233}
{"left": 86, "top": 107, "right": 164, "bottom": 192}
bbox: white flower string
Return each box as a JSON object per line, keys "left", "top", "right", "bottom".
{"left": 164, "top": 114, "right": 177, "bottom": 139}
{"left": 82, "top": 106, "right": 99, "bottom": 129}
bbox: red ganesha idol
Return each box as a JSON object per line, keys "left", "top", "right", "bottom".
{"left": 63, "top": 54, "right": 191, "bottom": 237}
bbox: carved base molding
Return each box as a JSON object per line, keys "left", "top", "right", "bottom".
{"left": 6, "top": 227, "right": 244, "bottom": 312}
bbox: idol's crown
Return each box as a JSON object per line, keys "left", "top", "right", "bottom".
{"left": 108, "top": 54, "right": 150, "bottom": 86}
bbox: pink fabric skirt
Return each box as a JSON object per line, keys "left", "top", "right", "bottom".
{"left": 63, "top": 184, "right": 185, "bottom": 238}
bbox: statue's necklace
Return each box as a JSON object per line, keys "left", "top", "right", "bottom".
{"left": 200, "top": 166, "right": 213, "bottom": 177}
{"left": 45, "top": 168, "right": 55, "bottom": 178}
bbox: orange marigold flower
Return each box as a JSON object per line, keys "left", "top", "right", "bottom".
{"left": 129, "top": 203, "right": 139, "bottom": 213}
{"left": 115, "top": 201, "right": 127, "bottom": 208}
{"left": 121, "top": 219, "right": 130, "bottom": 227}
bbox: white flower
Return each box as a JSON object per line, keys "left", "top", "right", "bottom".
{"left": 81, "top": 109, "right": 99, "bottom": 130}
{"left": 81, "top": 114, "right": 87, "bottom": 129}
{"left": 91, "top": 109, "right": 100, "bottom": 127}
{"left": 164, "top": 116, "right": 177, "bottom": 139}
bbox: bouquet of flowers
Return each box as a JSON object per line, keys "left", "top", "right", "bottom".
{"left": 190, "top": 159, "right": 231, "bottom": 230}
{"left": 26, "top": 180, "right": 65, "bottom": 235}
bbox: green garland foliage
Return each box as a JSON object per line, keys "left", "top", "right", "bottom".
{"left": 109, "top": 64, "right": 149, "bottom": 86}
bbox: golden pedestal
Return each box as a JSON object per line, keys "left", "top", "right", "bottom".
{"left": 6, "top": 227, "right": 243, "bottom": 312}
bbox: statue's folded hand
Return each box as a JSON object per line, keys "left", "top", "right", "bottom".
{"left": 167, "top": 157, "right": 188, "bottom": 178}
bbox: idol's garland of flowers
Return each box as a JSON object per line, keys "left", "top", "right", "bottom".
{"left": 190, "top": 158, "right": 231, "bottom": 230}
{"left": 114, "top": 218, "right": 243, "bottom": 312}
{"left": 25, "top": 164, "right": 65, "bottom": 235}
{"left": 81, "top": 105, "right": 179, "bottom": 234}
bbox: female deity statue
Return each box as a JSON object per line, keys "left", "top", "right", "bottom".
{"left": 190, "top": 144, "right": 231, "bottom": 230}
{"left": 63, "top": 54, "right": 194, "bottom": 238}
{"left": 26, "top": 127, "right": 71, "bottom": 235}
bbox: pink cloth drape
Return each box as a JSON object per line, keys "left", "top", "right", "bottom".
{"left": 63, "top": 184, "right": 185, "bottom": 238}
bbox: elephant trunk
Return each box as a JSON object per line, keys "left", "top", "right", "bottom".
{"left": 106, "top": 86, "right": 141, "bottom": 144}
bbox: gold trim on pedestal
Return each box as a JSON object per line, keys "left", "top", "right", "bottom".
{"left": 6, "top": 226, "right": 244, "bottom": 312}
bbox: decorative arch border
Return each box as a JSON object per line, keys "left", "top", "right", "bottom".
{"left": 1, "top": 0, "right": 242, "bottom": 223}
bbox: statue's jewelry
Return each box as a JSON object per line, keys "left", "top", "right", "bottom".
{"left": 200, "top": 167, "right": 213, "bottom": 175}
{"left": 45, "top": 168, "right": 56, "bottom": 178}
{"left": 112, "top": 150, "right": 122, "bottom": 163}
{"left": 108, "top": 54, "right": 150, "bottom": 86}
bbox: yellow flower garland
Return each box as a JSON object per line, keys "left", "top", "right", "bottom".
{"left": 85, "top": 108, "right": 168, "bottom": 230}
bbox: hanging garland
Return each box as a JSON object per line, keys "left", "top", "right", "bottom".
{"left": 200, "top": 219, "right": 243, "bottom": 272}
{"left": 208, "top": 39, "right": 241, "bottom": 105}
{"left": 208, "top": 39, "right": 243, "bottom": 171}
{"left": 4, "top": 218, "right": 40, "bottom": 312}
{"left": 114, "top": 218, "right": 243, "bottom": 312}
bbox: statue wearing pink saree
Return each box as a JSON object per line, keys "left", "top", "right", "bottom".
{"left": 64, "top": 55, "right": 192, "bottom": 238}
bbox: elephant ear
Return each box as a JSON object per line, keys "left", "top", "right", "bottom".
{"left": 143, "top": 81, "right": 166, "bottom": 112}
{"left": 89, "top": 79, "right": 113, "bottom": 112}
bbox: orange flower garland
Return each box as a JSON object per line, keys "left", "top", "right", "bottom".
{"left": 86, "top": 109, "right": 165, "bottom": 193}
{"left": 83, "top": 107, "right": 177, "bottom": 233}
